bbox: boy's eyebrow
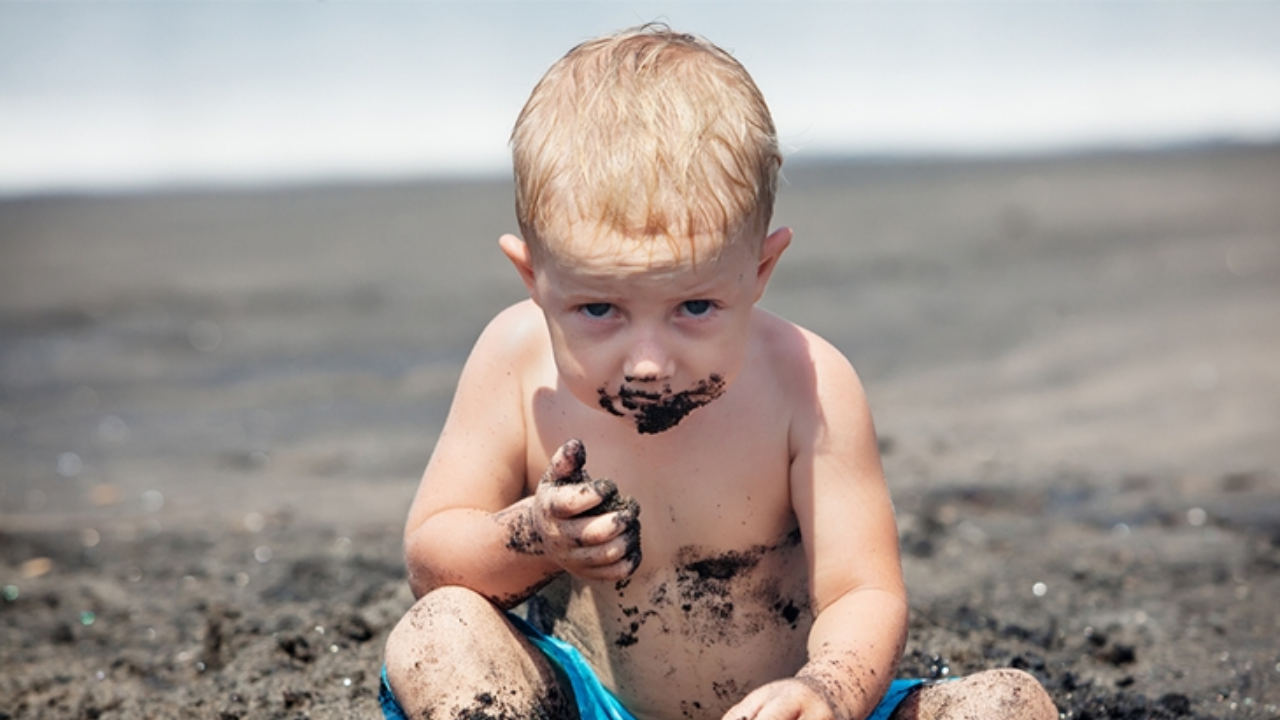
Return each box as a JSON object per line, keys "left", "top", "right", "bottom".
{"left": 548, "top": 256, "right": 689, "bottom": 282}
{"left": 553, "top": 267, "right": 736, "bottom": 302}
{"left": 554, "top": 285, "right": 624, "bottom": 303}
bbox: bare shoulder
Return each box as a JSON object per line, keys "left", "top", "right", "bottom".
{"left": 752, "top": 310, "right": 865, "bottom": 408}
{"left": 470, "top": 299, "right": 548, "bottom": 369}
{"left": 440, "top": 298, "right": 548, "bottom": 442}
{"left": 756, "top": 319, "right": 899, "bottom": 611}
{"left": 406, "top": 300, "right": 548, "bottom": 529}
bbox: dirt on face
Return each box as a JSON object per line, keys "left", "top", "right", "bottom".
{"left": 597, "top": 374, "right": 726, "bottom": 434}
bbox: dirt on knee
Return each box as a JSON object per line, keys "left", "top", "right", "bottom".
{"left": 446, "top": 683, "right": 576, "bottom": 720}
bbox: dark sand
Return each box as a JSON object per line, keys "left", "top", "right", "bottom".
{"left": 2, "top": 145, "right": 1278, "bottom": 719}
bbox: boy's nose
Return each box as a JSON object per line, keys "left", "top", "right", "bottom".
{"left": 624, "top": 339, "right": 673, "bottom": 383}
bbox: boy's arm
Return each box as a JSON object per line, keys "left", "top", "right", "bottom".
{"left": 402, "top": 302, "right": 638, "bottom": 606}
{"left": 726, "top": 335, "right": 907, "bottom": 720}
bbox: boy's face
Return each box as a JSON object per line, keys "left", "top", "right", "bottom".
{"left": 502, "top": 226, "right": 790, "bottom": 434}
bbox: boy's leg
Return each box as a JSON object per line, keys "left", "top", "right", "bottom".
{"left": 384, "top": 585, "right": 577, "bottom": 720}
{"left": 890, "top": 668, "right": 1057, "bottom": 720}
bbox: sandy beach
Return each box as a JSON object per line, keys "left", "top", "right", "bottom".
{"left": 2, "top": 144, "right": 1278, "bottom": 719}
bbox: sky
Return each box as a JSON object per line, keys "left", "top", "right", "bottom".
{"left": 2, "top": 1, "right": 1279, "bottom": 196}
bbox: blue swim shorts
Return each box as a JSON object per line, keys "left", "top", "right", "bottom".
{"left": 379, "top": 613, "right": 927, "bottom": 720}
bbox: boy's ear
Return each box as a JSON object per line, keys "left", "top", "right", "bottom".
{"left": 499, "top": 233, "right": 538, "bottom": 297}
{"left": 753, "top": 226, "right": 792, "bottom": 301}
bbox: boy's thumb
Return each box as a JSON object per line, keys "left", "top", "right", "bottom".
{"left": 541, "top": 438, "right": 588, "bottom": 485}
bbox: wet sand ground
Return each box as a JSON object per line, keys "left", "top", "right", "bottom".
{"left": 1, "top": 145, "right": 1278, "bottom": 719}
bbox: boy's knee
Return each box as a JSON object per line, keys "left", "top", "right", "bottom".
{"left": 385, "top": 587, "right": 490, "bottom": 677}
{"left": 973, "top": 669, "right": 1057, "bottom": 720}
{"left": 384, "top": 586, "right": 576, "bottom": 720}
{"left": 386, "top": 586, "right": 491, "bottom": 657}
{"left": 384, "top": 586, "right": 503, "bottom": 713}
{"left": 899, "top": 668, "right": 1056, "bottom": 720}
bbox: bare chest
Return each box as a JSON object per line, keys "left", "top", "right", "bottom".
{"left": 529, "top": 529, "right": 813, "bottom": 720}
{"left": 521, "top": 386, "right": 811, "bottom": 719}
{"left": 525, "top": 379, "right": 796, "bottom": 558}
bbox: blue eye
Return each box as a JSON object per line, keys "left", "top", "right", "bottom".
{"left": 581, "top": 303, "right": 613, "bottom": 318}
{"left": 682, "top": 300, "right": 713, "bottom": 317}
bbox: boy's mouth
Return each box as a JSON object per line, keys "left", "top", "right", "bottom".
{"left": 597, "top": 374, "right": 725, "bottom": 435}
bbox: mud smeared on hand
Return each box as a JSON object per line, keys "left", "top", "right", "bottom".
{"left": 503, "top": 506, "right": 544, "bottom": 556}
{"left": 547, "top": 439, "right": 643, "bottom": 576}
{"left": 597, "top": 374, "right": 726, "bottom": 434}
{"left": 542, "top": 438, "right": 589, "bottom": 487}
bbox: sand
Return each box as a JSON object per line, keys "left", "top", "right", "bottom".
{"left": 1, "top": 144, "right": 1278, "bottom": 719}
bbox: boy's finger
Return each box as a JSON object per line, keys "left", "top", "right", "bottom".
{"left": 564, "top": 534, "right": 626, "bottom": 565}
{"left": 722, "top": 692, "right": 766, "bottom": 720}
{"left": 721, "top": 681, "right": 816, "bottom": 720}
{"left": 730, "top": 698, "right": 801, "bottom": 720}
{"left": 575, "top": 477, "right": 620, "bottom": 516}
{"left": 540, "top": 438, "right": 586, "bottom": 485}
{"left": 569, "top": 512, "right": 629, "bottom": 546}
{"left": 544, "top": 482, "right": 608, "bottom": 519}
{"left": 564, "top": 536, "right": 642, "bottom": 579}
{"left": 761, "top": 700, "right": 803, "bottom": 720}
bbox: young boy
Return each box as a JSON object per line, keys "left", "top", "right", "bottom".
{"left": 382, "top": 26, "right": 1056, "bottom": 720}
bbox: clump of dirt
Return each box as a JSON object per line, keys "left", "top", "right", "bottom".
{"left": 665, "top": 531, "right": 812, "bottom": 650}
{"left": 676, "top": 548, "right": 761, "bottom": 620}
{"left": 613, "top": 604, "right": 661, "bottom": 648}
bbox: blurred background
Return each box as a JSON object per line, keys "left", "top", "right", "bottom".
{"left": 3, "top": 1, "right": 1279, "bottom": 196}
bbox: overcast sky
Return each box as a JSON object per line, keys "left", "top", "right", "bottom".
{"left": 2, "top": 1, "right": 1279, "bottom": 196}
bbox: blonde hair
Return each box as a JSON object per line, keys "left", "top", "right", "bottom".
{"left": 512, "top": 25, "right": 780, "bottom": 262}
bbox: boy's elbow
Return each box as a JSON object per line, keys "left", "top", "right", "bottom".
{"left": 402, "top": 528, "right": 444, "bottom": 600}
{"left": 405, "top": 556, "right": 465, "bottom": 600}
{"left": 405, "top": 565, "right": 434, "bottom": 600}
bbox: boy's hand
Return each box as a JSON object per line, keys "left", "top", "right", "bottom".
{"left": 722, "top": 679, "right": 835, "bottom": 720}
{"left": 529, "top": 439, "right": 642, "bottom": 581}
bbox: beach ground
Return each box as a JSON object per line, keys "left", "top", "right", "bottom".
{"left": 2, "top": 145, "right": 1278, "bottom": 719}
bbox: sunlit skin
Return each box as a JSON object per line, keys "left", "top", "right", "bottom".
{"left": 383, "top": 225, "right": 1058, "bottom": 720}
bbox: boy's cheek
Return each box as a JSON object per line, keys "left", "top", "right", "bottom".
{"left": 546, "top": 345, "right": 609, "bottom": 409}
{"left": 547, "top": 332, "right": 595, "bottom": 378}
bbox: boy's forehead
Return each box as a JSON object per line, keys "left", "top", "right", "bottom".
{"left": 536, "top": 224, "right": 750, "bottom": 274}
